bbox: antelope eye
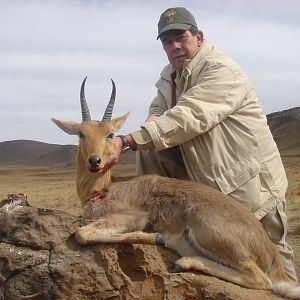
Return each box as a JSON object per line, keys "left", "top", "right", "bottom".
{"left": 78, "top": 131, "right": 85, "bottom": 139}
{"left": 107, "top": 132, "right": 114, "bottom": 139}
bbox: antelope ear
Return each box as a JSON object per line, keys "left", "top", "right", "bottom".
{"left": 111, "top": 112, "right": 130, "bottom": 132}
{"left": 51, "top": 118, "right": 80, "bottom": 135}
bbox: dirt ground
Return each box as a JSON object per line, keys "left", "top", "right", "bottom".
{"left": 0, "top": 157, "right": 299, "bottom": 279}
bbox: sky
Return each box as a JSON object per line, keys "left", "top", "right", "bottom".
{"left": 0, "top": 0, "right": 299, "bottom": 145}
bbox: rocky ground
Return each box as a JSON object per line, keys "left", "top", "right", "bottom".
{"left": 0, "top": 193, "right": 293, "bottom": 300}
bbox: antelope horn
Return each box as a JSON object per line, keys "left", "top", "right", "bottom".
{"left": 80, "top": 77, "right": 91, "bottom": 121}
{"left": 101, "top": 79, "right": 116, "bottom": 123}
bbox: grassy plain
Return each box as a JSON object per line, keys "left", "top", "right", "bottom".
{"left": 0, "top": 158, "right": 299, "bottom": 279}
{"left": 0, "top": 163, "right": 136, "bottom": 215}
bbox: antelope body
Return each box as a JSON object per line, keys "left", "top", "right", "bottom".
{"left": 52, "top": 78, "right": 300, "bottom": 298}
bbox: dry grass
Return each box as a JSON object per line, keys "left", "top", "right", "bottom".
{"left": 293, "top": 225, "right": 300, "bottom": 235}
{"left": 0, "top": 164, "right": 81, "bottom": 215}
{"left": 0, "top": 157, "right": 299, "bottom": 279}
{"left": 0, "top": 163, "right": 135, "bottom": 216}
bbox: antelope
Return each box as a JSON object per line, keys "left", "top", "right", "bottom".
{"left": 52, "top": 78, "right": 300, "bottom": 299}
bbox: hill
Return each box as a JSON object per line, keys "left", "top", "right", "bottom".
{"left": 0, "top": 107, "right": 299, "bottom": 165}
{"left": 0, "top": 140, "right": 76, "bottom": 165}
{"left": 267, "top": 107, "right": 300, "bottom": 156}
{"left": 0, "top": 139, "right": 135, "bottom": 166}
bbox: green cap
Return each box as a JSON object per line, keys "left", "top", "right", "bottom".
{"left": 157, "top": 7, "right": 198, "bottom": 39}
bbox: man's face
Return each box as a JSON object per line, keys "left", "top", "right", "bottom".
{"left": 160, "top": 29, "right": 203, "bottom": 70}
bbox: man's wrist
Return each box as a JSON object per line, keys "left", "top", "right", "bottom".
{"left": 117, "top": 135, "right": 130, "bottom": 152}
{"left": 117, "top": 134, "right": 137, "bottom": 152}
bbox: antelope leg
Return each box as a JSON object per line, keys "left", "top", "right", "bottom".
{"left": 173, "top": 256, "right": 272, "bottom": 290}
{"left": 75, "top": 211, "right": 160, "bottom": 245}
{"left": 75, "top": 229, "right": 159, "bottom": 245}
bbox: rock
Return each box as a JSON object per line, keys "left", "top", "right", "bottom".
{"left": 0, "top": 194, "right": 286, "bottom": 300}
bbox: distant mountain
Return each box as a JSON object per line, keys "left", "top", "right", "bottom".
{"left": 267, "top": 107, "right": 300, "bottom": 156}
{"left": 0, "top": 107, "right": 299, "bottom": 165}
{"left": 0, "top": 139, "right": 136, "bottom": 166}
{"left": 0, "top": 140, "right": 77, "bottom": 165}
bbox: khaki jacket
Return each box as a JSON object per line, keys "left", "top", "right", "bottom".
{"left": 139, "top": 40, "right": 287, "bottom": 219}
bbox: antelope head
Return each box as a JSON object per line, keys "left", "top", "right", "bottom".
{"left": 52, "top": 78, "right": 129, "bottom": 202}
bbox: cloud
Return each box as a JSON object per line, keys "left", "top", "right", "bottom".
{"left": 0, "top": 0, "right": 299, "bottom": 144}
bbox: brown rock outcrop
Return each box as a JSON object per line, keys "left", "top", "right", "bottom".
{"left": 0, "top": 194, "right": 286, "bottom": 300}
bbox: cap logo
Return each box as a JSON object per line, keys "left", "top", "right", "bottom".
{"left": 164, "top": 9, "right": 176, "bottom": 23}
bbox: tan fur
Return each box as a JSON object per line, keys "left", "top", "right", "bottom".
{"left": 52, "top": 94, "right": 300, "bottom": 298}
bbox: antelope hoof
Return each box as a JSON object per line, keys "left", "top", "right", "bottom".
{"left": 156, "top": 234, "right": 166, "bottom": 246}
{"left": 171, "top": 263, "right": 185, "bottom": 273}
{"left": 75, "top": 229, "right": 88, "bottom": 245}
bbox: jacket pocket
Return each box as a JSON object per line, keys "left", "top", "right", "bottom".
{"left": 214, "top": 155, "right": 261, "bottom": 194}
{"left": 155, "top": 117, "right": 177, "bottom": 134}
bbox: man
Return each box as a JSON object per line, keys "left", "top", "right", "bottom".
{"left": 103, "top": 7, "right": 298, "bottom": 281}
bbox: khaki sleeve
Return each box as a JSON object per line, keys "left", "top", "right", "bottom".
{"left": 130, "top": 129, "right": 155, "bottom": 150}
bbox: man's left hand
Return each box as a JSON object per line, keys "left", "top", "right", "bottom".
{"left": 100, "top": 136, "right": 123, "bottom": 173}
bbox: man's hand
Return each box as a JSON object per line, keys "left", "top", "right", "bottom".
{"left": 100, "top": 136, "right": 123, "bottom": 173}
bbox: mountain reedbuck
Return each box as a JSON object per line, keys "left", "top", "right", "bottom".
{"left": 52, "top": 78, "right": 300, "bottom": 298}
